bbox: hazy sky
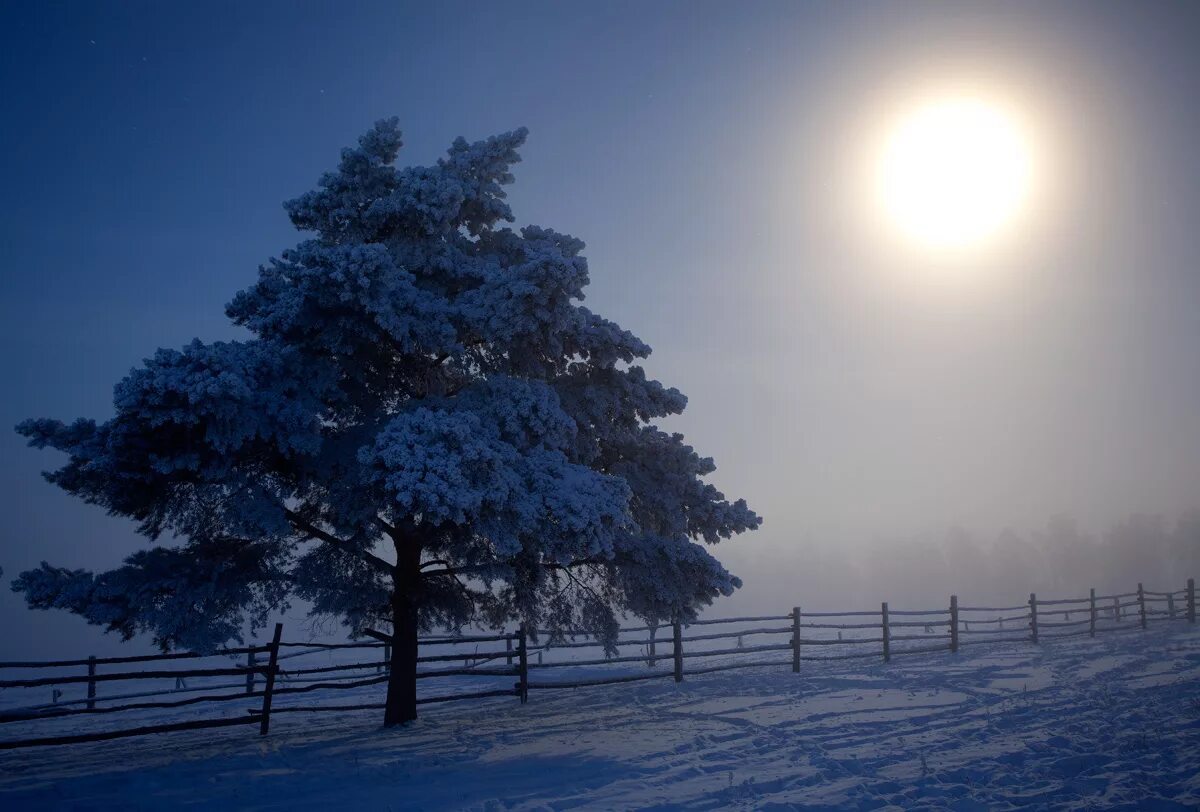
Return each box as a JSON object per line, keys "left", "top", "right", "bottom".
{"left": 3, "top": 1, "right": 1200, "bottom": 654}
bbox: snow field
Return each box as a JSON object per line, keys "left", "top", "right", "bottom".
{"left": 1, "top": 624, "right": 1198, "bottom": 810}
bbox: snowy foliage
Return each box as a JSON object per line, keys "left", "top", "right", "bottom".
{"left": 14, "top": 119, "right": 760, "bottom": 652}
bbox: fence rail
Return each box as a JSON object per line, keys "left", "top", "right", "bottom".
{"left": 1, "top": 578, "right": 1195, "bottom": 750}
{"left": 0, "top": 624, "right": 284, "bottom": 750}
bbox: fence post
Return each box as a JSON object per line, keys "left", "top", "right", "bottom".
{"left": 1189, "top": 578, "right": 1196, "bottom": 624}
{"left": 672, "top": 618, "right": 683, "bottom": 683}
{"left": 1089, "top": 588, "right": 1096, "bottom": 638}
{"left": 1137, "top": 582, "right": 1147, "bottom": 630}
{"left": 246, "top": 649, "right": 256, "bottom": 693}
{"left": 949, "top": 595, "right": 959, "bottom": 653}
{"left": 1029, "top": 593, "right": 1039, "bottom": 644}
{"left": 516, "top": 625, "right": 529, "bottom": 704}
{"left": 86, "top": 656, "right": 96, "bottom": 710}
{"left": 384, "top": 642, "right": 391, "bottom": 675}
{"left": 881, "top": 602, "right": 890, "bottom": 663}
{"left": 1168, "top": 592, "right": 1176, "bottom": 620}
{"left": 648, "top": 625, "right": 657, "bottom": 668}
{"left": 792, "top": 607, "right": 801, "bottom": 673}
{"left": 258, "top": 622, "right": 283, "bottom": 736}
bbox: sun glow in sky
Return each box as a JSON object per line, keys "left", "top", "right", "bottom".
{"left": 874, "top": 97, "right": 1034, "bottom": 252}
{"left": 6, "top": 2, "right": 1200, "bottom": 661}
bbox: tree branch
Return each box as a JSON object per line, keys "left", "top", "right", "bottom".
{"left": 284, "top": 509, "right": 395, "bottom": 576}
{"left": 420, "top": 557, "right": 605, "bottom": 580}
{"left": 375, "top": 515, "right": 399, "bottom": 537}
{"left": 543, "top": 557, "right": 607, "bottom": 571}
{"left": 559, "top": 564, "right": 606, "bottom": 607}
{"left": 440, "top": 570, "right": 476, "bottom": 597}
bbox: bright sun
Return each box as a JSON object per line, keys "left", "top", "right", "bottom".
{"left": 876, "top": 97, "right": 1033, "bottom": 251}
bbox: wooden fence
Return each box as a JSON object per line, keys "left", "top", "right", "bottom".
{"left": 0, "top": 625, "right": 527, "bottom": 749}
{"left": 0, "top": 623, "right": 284, "bottom": 749}
{"left": 0, "top": 578, "right": 1194, "bottom": 749}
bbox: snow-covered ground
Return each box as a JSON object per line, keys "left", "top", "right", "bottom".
{"left": 2, "top": 624, "right": 1199, "bottom": 810}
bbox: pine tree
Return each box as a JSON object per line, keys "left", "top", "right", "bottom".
{"left": 13, "top": 119, "right": 760, "bottom": 725}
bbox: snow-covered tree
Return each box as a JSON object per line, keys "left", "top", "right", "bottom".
{"left": 13, "top": 120, "right": 760, "bottom": 725}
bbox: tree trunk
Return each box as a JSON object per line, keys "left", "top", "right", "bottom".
{"left": 384, "top": 540, "right": 421, "bottom": 727}
{"left": 383, "top": 594, "right": 419, "bottom": 726}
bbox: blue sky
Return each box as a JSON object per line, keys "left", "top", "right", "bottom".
{"left": 3, "top": 1, "right": 1200, "bottom": 655}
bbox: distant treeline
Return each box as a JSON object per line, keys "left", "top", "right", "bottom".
{"left": 739, "top": 511, "right": 1200, "bottom": 613}
{"left": 849, "top": 512, "right": 1200, "bottom": 608}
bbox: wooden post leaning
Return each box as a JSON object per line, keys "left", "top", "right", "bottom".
{"left": 1137, "top": 582, "right": 1147, "bottom": 630}
{"left": 1029, "top": 593, "right": 1039, "bottom": 644}
{"left": 258, "top": 622, "right": 284, "bottom": 736}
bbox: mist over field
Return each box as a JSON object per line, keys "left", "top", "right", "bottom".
{"left": 720, "top": 513, "right": 1200, "bottom": 617}
{"left": 5, "top": 506, "right": 1197, "bottom": 659}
